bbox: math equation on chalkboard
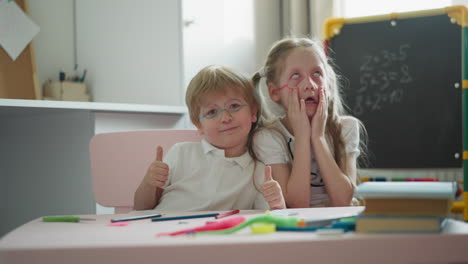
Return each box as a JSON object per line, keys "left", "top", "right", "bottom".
{"left": 353, "top": 43, "right": 413, "bottom": 116}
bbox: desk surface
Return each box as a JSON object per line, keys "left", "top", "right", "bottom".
{"left": 1, "top": 207, "right": 468, "bottom": 264}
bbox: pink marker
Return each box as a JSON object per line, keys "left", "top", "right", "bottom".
{"left": 215, "top": 209, "right": 240, "bottom": 219}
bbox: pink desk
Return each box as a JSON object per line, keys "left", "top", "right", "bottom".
{"left": 1, "top": 207, "right": 468, "bottom": 264}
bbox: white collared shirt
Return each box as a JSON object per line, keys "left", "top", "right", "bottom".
{"left": 253, "top": 116, "right": 360, "bottom": 207}
{"left": 154, "top": 138, "right": 269, "bottom": 212}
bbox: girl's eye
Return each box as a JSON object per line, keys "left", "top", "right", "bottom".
{"left": 313, "top": 71, "right": 322, "bottom": 77}
{"left": 291, "top": 73, "right": 300, "bottom": 79}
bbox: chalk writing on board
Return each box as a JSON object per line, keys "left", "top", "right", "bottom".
{"left": 352, "top": 43, "right": 413, "bottom": 116}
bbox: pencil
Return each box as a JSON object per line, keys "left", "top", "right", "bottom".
{"left": 215, "top": 209, "right": 240, "bottom": 219}
{"left": 151, "top": 213, "right": 219, "bottom": 222}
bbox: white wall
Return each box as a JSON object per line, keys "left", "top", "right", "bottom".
{"left": 254, "top": 0, "right": 282, "bottom": 69}
{"left": 27, "top": 0, "right": 280, "bottom": 106}
{"left": 28, "top": 0, "right": 75, "bottom": 87}
{"left": 75, "top": 0, "right": 184, "bottom": 106}
{"left": 182, "top": 0, "right": 257, "bottom": 87}
{"left": 28, "top": 0, "right": 184, "bottom": 106}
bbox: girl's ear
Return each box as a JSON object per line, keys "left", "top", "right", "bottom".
{"left": 268, "top": 83, "right": 281, "bottom": 102}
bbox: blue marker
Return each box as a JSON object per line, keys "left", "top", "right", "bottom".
{"left": 151, "top": 213, "right": 219, "bottom": 222}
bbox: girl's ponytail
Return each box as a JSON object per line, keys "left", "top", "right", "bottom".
{"left": 252, "top": 71, "right": 262, "bottom": 91}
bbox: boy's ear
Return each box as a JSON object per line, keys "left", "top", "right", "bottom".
{"left": 251, "top": 105, "right": 258, "bottom": 123}
{"left": 268, "top": 83, "right": 281, "bottom": 102}
{"left": 194, "top": 122, "right": 204, "bottom": 135}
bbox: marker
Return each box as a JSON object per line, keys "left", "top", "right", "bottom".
{"left": 111, "top": 213, "right": 162, "bottom": 222}
{"left": 59, "top": 69, "right": 66, "bottom": 81}
{"left": 80, "top": 69, "right": 87, "bottom": 82}
{"left": 151, "top": 213, "right": 219, "bottom": 222}
{"left": 412, "top": 178, "right": 439, "bottom": 182}
{"left": 371, "top": 177, "right": 386, "bottom": 182}
{"left": 215, "top": 209, "right": 240, "bottom": 219}
{"left": 42, "top": 216, "right": 95, "bottom": 222}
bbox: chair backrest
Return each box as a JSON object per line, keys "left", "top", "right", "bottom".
{"left": 89, "top": 129, "right": 201, "bottom": 213}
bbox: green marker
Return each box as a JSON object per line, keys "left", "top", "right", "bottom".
{"left": 42, "top": 216, "right": 95, "bottom": 222}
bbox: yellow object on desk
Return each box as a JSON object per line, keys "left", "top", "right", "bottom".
{"left": 250, "top": 223, "right": 276, "bottom": 234}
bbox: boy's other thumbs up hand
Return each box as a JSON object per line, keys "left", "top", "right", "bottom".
{"left": 156, "top": 146, "right": 163, "bottom": 161}
{"left": 262, "top": 165, "right": 286, "bottom": 210}
{"left": 264, "top": 165, "right": 273, "bottom": 182}
{"left": 144, "top": 145, "right": 168, "bottom": 188}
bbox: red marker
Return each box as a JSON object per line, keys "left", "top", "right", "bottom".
{"left": 412, "top": 178, "right": 439, "bottom": 182}
{"left": 215, "top": 209, "right": 240, "bottom": 219}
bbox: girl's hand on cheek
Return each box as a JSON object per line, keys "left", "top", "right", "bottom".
{"left": 311, "top": 87, "right": 328, "bottom": 140}
{"left": 287, "top": 87, "right": 310, "bottom": 138}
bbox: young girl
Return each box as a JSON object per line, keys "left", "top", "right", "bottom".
{"left": 134, "top": 65, "right": 285, "bottom": 211}
{"left": 252, "top": 37, "right": 367, "bottom": 208}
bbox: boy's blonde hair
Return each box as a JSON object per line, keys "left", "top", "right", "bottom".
{"left": 252, "top": 37, "right": 368, "bottom": 172}
{"left": 186, "top": 65, "right": 263, "bottom": 160}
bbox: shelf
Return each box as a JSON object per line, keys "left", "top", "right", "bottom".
{"left": 0, "top": 99, "right": 188, "bottom": 115}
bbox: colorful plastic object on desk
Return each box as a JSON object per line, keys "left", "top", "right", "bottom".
{"left": 157, "top": 216, "right": 246, "bottom": 236}
{"left": 276, "top": 216, "right": 357, "bottom": 232}
{"left": 197, "top": 214, "right": 302, "bottom": 235}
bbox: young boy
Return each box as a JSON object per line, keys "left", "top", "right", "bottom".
{"left": 134, "top": 65, "right": 285, "bottom": 211}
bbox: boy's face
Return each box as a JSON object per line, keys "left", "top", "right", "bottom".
{"left": 196, "top": 89, "right": 257, "bottom": 158}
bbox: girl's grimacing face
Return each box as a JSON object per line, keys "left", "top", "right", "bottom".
{"left": 196, "top": 89, "right": 257, "bottom": 157}
{"left": 270, "top": 47, "right": 327, "bottom": 118}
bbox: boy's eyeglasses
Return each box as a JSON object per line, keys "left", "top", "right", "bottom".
{"left": 200, "top": 99, "right": 248, "bottom": 120}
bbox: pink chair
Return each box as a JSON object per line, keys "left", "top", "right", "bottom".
{"left": 89, "top": 129, "right": 201, "bottom": 213}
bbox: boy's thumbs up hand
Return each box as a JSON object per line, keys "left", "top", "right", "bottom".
{"left": 262, "top": 166, "right": 286, "bottom": 210}
{"left": 156, "top": 146, "right": 163, "bottom": 161}
{"left": 264, "top": 165, "right": 273, "bottom": 181}
{"left": 143, "top": 146, "right": 169, "bottom": 188}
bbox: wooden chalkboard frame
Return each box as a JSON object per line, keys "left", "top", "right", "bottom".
{"left": 324, "top": 6, "right": 467, "bottom": 169}
{"left": 0, "top": 0, "right": 39, "bottom": 100}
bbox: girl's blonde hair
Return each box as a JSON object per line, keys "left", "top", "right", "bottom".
{"left": 252, "top": 37, "right": 368, "bottom": 172}
{"left": 186, "top": 65, "right": 263, "bottom": 161}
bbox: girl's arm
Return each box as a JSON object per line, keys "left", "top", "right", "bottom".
{"left": 277, "top": 88, "right": 313, "bottom": 208}
{"left": 270, "top": 141, "right": 311, "bottom": 208}
{"left": 312, "top": 137, "right": 357, "bottom": 206}
{"left": 310, "top": 88, "right": 356, "bottom": 206}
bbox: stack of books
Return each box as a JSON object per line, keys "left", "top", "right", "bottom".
{"left": 355, "top": 181, "right": 457, "bottom": 233}
{"left": 43, "top": 81, "right": 91, "bottom": 102}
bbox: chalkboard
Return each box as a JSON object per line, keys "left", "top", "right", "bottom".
{"left": 328, "top": 13, "right": 462, "bottom": 168}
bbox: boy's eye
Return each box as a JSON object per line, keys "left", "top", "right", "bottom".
{"left": 204, "top": 108, "right": 218, "bottom": 118}
{"left": 228, "top": 103, "right": 242, "bottom": 111}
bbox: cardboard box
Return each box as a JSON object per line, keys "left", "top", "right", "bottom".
{"left": 43, "top": 81, "right": 91, "bottom": 102}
